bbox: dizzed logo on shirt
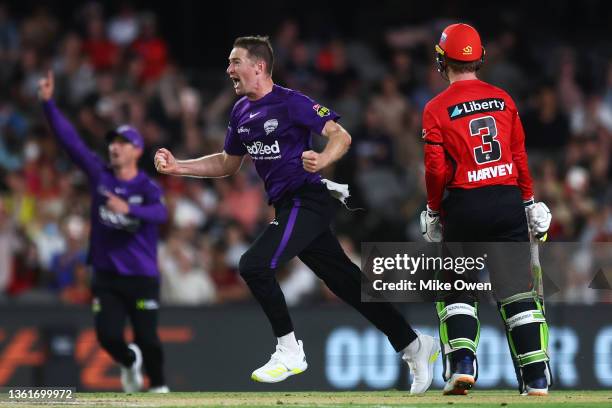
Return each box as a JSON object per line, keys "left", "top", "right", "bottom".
{"left": 99, "top": 205, "right": 140, "bottom": 231}
{"left": 244, "top": 140, "right": 282, "bottom": 160}
{"left": 447, "top": 98, "right": 505, "bottom": 120}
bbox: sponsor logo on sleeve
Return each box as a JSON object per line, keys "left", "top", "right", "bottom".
{"left": 447, "top": 98, "right": 505, "bottom": 120}
{"left": 313, "top": 104, "right": 331, "bottom": 118}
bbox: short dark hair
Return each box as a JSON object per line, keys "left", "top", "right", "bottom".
{"left": 445, "top": 58, "right": 483, "bottom": 74}
{"left": 233, "top": 36, "right": 274, "bottom": 76}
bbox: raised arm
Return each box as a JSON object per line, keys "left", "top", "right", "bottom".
{"left": 154, "top": 148, "right": 244, "bottom": 178}
{"left": 38, "top": 71, "right": 103, "bottom": 180}
{"left": 302, "top": 120, "right": 351, "bottom": 173}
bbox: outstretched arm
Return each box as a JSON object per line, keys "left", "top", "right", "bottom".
{"left": 154, "top": 148, "right": 244, "bottom": 178}
{"left": 39, "top": 71, "right": 103, "bottom": 180}
{"left": 302, "top": 120, "right": 351, "bottom": 173}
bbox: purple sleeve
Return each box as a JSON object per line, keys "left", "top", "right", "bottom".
{"left": 128, "top": 182, "right": 168, "bottom": 224}
{"left": 42, "top": 99, "right": 104, "bottom": 180}
{"left": 223, "top": 106, "right": 246, "bottom": 156}
{"left": 288, "top": 93, "right": 340, "bottom": 134}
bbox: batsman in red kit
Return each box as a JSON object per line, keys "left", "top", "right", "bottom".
{"left": 420, "top": 24, "right": 553, "bottom": 396}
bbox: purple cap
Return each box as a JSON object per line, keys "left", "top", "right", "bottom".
{"left": 106, "top": 125, "right": 144, "bottom": 149}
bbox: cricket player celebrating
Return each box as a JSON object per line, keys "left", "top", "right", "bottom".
{"left": 155, "top": 36, "right": 439, "bottom": 394}
{"left": 420, "top": 24, "right": 553, "bottom": 395}
{"left": 39, "top": 71, "right": 169, "bottom": 393}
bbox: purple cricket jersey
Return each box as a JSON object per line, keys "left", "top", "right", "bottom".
{"left": 43, "top": 100, "right": 167, "bottom": 278}
{"left": 223, "top": 85, "right": 340, "bottom": 203}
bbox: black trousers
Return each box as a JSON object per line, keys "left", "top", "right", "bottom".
{"left": 92, "top": 272, "right": 165, "bottom": 387}
{"left": 239, "top": 183, "right": 417, "bottom": 352}
{"left": 442, "top": 185, "right": 532, "bottom": 300}
{"left": 441, "top": 185, "right": 546, "bottom": 384}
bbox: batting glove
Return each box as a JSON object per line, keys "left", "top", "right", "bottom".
{"left": 420, "top": 206, "right": 442, "bottom": 242}
{"left": 524, "top": 199, "right": 552, "bottom": 241}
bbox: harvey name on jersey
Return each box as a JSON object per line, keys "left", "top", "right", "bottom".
{"left": 467, "top": 163, "right": 513, "bottom": 183}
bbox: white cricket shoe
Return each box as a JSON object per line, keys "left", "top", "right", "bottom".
{"left": 148, "top": 385, "right": 170, "bottom": 393}
{"left": 522, "top": 377, "right": 549, "bottom": 396}
{"left": 443, "top": 372, "right": 475, "bottom": 395}
{"left": 121, "top": 343, "right": 143, "bottom": 393}
{"left": 251, "top": 340, "right": 308, "bottom": 383}
{"left": 402, "top": 333, "right": 440, "bottom": 395}
{"left": 443, "top": 355, "right": 476, "bottom": 395}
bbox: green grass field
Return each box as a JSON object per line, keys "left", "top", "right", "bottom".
{"left": 3, "top": 391, "right": 610, "bottom": 408}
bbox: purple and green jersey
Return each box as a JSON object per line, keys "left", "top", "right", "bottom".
{"left": 42, "top": 100, "right": 167, "bottom": 278}
{"left": 223, "top": 85, "right": 340, "bottom": 203}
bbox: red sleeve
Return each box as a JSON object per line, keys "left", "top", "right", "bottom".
{"left": 510, "top": 106, "right": 534, "bottom": 201}
{"left": 422, "top": 105, "right": 446, "bottom": 212}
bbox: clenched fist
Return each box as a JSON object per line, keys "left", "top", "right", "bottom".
{"left": 302, "top": 150, "right": 329, "bottom": 173}
{"left": 38, "top": 70, "right": 54, "bottom": 102}
{"left": 104, "top": 192, "right": 129, "bottom": 214}
{"left": 154, "top": 148, "right": 179, "bottom": 175}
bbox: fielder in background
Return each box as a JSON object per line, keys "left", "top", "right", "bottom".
{"left": 420, "top": 24, "right": 553, "bottom": 396}
{"left": 39, "top": 71, "right": 169, "bottom": 394}
{"left": 155, "top": 35, "right": 439, "bottom": 394}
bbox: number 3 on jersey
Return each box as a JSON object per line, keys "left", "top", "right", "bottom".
{"left": 470, "top": 115, "right": 501, "bottom": 164}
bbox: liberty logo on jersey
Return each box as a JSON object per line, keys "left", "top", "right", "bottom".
{"left": 245, "top": 140, "right": 282, "bottom": 160}
{"left": 448, "top": 98, "right": 505, "bottom": 120}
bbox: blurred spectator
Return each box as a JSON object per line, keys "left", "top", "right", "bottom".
{"left": 3, "top": 172, "right": 36, "bottom": 227}
{"left": 389, "top": 50, "right": 417, "bottom": 96}
{"left": 52, "top": 32, "right": 97, "bottom": 106}
{"left": 0, "top": 199, "right": 16, "bottom": 293}
{"left": 522, "top": 84, "right": 570, "bottom": 154}
{"left": 216, "top": 173, "right": 263, "bottom": 234}
{"left": 19, "top": 5, "right": 58, "bottom": 52}
{"left": 48, "top": 215, "right": 88, "bottom": 292}
{"left": 0, "top": 4, "right": 20, "bottom": 82}
{"left": 60, "top": 263, "right": 92, "bottom": 305}
{"left": 278, "top": 260, "right": 317, "bottom": 306}
{"left": 224, "top": 222, "right": 249, "bottom": 269}
{"left": 370, "top": 75, "right": 409, "bottom": 138}
{"left": 273, "top": 19, "right": 300, "bottom": 77}
{"left": 82, "top": 16, "right": 119, "bottom": 71}
{"left": 316, "top": 39, "right": 359, "bottom": 100}
{"left": 107, "top": 3, "right": 139, "bottom": 47}
{"left": 0, "top": 102, "right": 28, "bottom": 171}
{"left": 160, "top": 231, "right": 216, "bottom": 305}
{"left": 207, "top": 240, "right": 249, "bottom": 303}
{"left": 6, "top": 230, "right": 40, "bottom": 296}
{"left": 130, "top": 12, "right": 167, "bottom": 84}
{"left": 284, "top": 42, "right": 324, "bottom": 98}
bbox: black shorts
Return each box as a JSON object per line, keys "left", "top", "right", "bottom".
{"left": 441, "top": 185, "right": 532, "bottom": 299}
{"left": 442, "top": 185, "right": 529, "bottom": 242}
{"left": 92, "top": 271, "right": 160, "bottom": 307}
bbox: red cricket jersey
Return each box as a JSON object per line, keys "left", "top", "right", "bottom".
{"left": 422, "top": 79, "right": 533, "bottom": 212}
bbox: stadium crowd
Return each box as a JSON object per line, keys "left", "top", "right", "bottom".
{"left": 0, "top": 2, "right": 610, "bottom": 306}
